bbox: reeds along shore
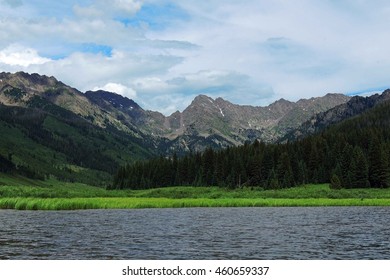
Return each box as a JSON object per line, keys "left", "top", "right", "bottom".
{"left": 1, "top": 183, "right": 390, "bottom": 210}
{"left": 1, "top": 197, "right": 390, "bottom": 210}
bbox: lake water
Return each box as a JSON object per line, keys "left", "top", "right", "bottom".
{"left": 0, "top": 207, "right": 389, "bottom": 259}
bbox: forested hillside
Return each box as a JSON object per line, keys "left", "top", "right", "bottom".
{"left": 0, "top": 103, "right": 155, "bottom": 185}
{"left": 113, "top": 99, "right": 390, "bottom": 189}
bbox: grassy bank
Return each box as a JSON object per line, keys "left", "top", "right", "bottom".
{"left": 1, "top": 197, "right": 390, "bottom": 210}
{"left": 1, "top": 175, "right": 390, "bottom": 210}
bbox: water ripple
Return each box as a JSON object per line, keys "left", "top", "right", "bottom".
{"left": 0, "top": 207, "right": 389, "bottom": 259}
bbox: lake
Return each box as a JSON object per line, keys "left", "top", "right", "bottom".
{"left": 0, "top": 207, "right": 389, "bottom": 259}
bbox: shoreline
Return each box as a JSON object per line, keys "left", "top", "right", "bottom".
{"left": 2, "top": 182, "right": 390, "bottom": 210}
{"left": 1, "top": 197, "right": 390, "bottom": 210}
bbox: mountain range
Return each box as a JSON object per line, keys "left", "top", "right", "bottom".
{"left": 280, "top": 89, "right": 390, "bottom": 141}
{"left": 0, "top": 71, "right": 387, "bottom": 185}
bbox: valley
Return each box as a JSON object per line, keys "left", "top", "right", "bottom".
{"left": 1, "top": 71, "right": 390, "bottom": 193}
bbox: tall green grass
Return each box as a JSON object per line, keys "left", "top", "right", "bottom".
{"left": 1, "top": 197, "right": 390, "bottom": 210}
{"left": 2, "top": 177, "right": 390, "bottom": 210}
{"left": 3, "top": 181, "right": 390, "bottom": 199}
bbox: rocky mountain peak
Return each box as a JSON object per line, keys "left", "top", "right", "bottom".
{"left": 85, "top": 90, "right": 141, "bottom": 111}
{"left": 190, "top": 94, "right": 215, "bottom": 107}
{"left": 0, "top": 72, "right": 60, "bottom": 106}
{"left": 266, "top": 98, "right": 295, "bottom": 115}
{"left": 281, "top": 89, "right": 390, "bottom": 142}
{"left": 270, "top": 98, "right": 291, "bottom": 105}
{"left": 0, "top": 72, "right": 355, "bottom": 153}
{"left": 16, "top": 71, "right": 59, "bottom": 87}
{"left": 0, "top": 71, "right": 60, "bottom": 92}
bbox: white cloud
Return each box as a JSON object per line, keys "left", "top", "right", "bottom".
{"left": 30, "top": 50, "right": 183, "bottom": 93}
{"left": 74, "top": 0, "right": 143, "bottom": 19}
{"left": 73, "top": 5, "right": 102, "bottom": 19}
{"left": 138, "top": 92, "right": 197, "bottom": 116}
{"left": 0, "top": 44, "right": 51, "bottom": 67}
{"left": 111, "top": 0, "right": 143, "bottom": 14}
{"left": 153, "top": 1, "right": 390, "bottom": 101}
{"left": 93, "top": 82, "right": 137, "bottom": 99}
{"left": 1, "top": 1, "right": 390, "bottom": 114}
{"left": 131, "top": 70, "right": 273, "bottom": 114}
{"left": 133, "top": 77, "right": 171, "bottom": 93}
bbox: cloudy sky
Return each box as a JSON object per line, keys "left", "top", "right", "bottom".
{"left": 1, "top": 0, "right": 390, "bottom": 115}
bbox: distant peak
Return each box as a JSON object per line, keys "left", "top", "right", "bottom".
{"left": 324, "top": 93, "right": 344, "bottom": 97}
{"left": 16, "top": 71, "right": 58, "bottom": 85}
{"left": 191, "top": 94, "right": 215, "bottom": 106}
{"left": 215, "top": 97, "right": 228, "bottom": 103}
{"left": 194, "top": 94, "right": 214, "bottom": 102}
{"left": 270, "top": 98, "right": 293, "bottom": 106}
{"left": 169, "top": 110, "right": 181, "bottom": 118}
{"left": 85, "top": 90, "right": 141, "bottom": 110}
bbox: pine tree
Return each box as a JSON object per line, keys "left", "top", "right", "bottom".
{"left": 175, "top": 155, "right": 189, "bottom": 185}
{"left": 368, "top": 136, "right": 390, "bottom": 188}
{"left": 201, "top": 147, "right": 215, "bottom": 186}
{"left": 308, "top": 141, "right": 320, "bottom": 182}
{"left": 350, "top": 146, "right": 370, "bottom": 188}
{"left": 277, "top": 152, "right": 294, "bottom": 188}
{"left": 247, "top": 154, "right": 262, "bottom": 186}
{"left": 260, "top": 146, "right": 274, "bottom": 186}
{"left": 340, "top": 144, "right": 353, "bottom": 188}
{"left": 214, "top": 152, "right": 227, "bottom": 186}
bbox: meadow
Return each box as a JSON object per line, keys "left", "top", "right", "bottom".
{"left": 1, "top": 175, "right": 390, "bottom": 210}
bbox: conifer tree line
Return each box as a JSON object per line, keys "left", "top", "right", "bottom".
{"left": 112, "top": 102, "right": 390, "bottom": 190}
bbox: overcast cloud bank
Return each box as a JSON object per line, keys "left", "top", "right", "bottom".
{"left": 1, "top": 0, "right": 390, "bottom": 115}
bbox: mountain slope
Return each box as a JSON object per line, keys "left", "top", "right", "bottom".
{"left": 2, "top": 72, "right": 351, "bottom": 152}
{"left": 114, "top": 93, "right": 390, "bottom": 190}
{"left": 82, "top": 87, "right": 350, "bottom": 150}
{"left": 0, "top": 102, "right": 156, "bottom": 185}
{"left": 156, "top": 93, "right": 350, "bottom": 153}
{"left": 281, "top": 89, "right": 390, "bottom": 141}
{"left": 0, "top": 71, "right": 353, "bottom": 184}
{"left": 0, "top": 72, "right": 155, "bottom": 138}
{"left": 0, "top": 73, "right": 158, "bottom": 185}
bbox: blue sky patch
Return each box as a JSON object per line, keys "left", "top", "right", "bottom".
{"left": 347, "top": 87, "right": 389, "bottom": 96}
{"left": 80, "top": 43, "right": 113, "bottom": 56}
{"left": 119, "top": 2, "right": 190, "bottom": 30}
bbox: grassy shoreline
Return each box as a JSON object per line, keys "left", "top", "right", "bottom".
{"left": 1, "top": 176, "right": 390, "bottom": 210}
{"left": 1, "top": 197, "right": 390, "bottom": 210}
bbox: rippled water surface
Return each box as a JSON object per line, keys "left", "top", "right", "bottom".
{"left": 0, "top": 207, "right": 389, "bottom": 259}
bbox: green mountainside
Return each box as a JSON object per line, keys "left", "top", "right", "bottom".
{"left": 0, "top": 72, "right": 157, "bottom": 186}
{"left": 0, "top": 103, "right": 154, "bottom": 186}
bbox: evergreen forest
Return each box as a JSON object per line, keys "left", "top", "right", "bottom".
{"left": 112, "top": 101, "right": 390, "bottom": 190}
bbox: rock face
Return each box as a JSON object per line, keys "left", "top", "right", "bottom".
{"left": 155, "top": 93, "right": 350, "bottom": 152}
{"left": 0, "top": 71, "right": 351, "bottom": 153}
{"left": 0, "top": 71, "right": 136, "bottom": 134}
{"left": 281, "top": 90, "right": 390, "bottom": 142}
